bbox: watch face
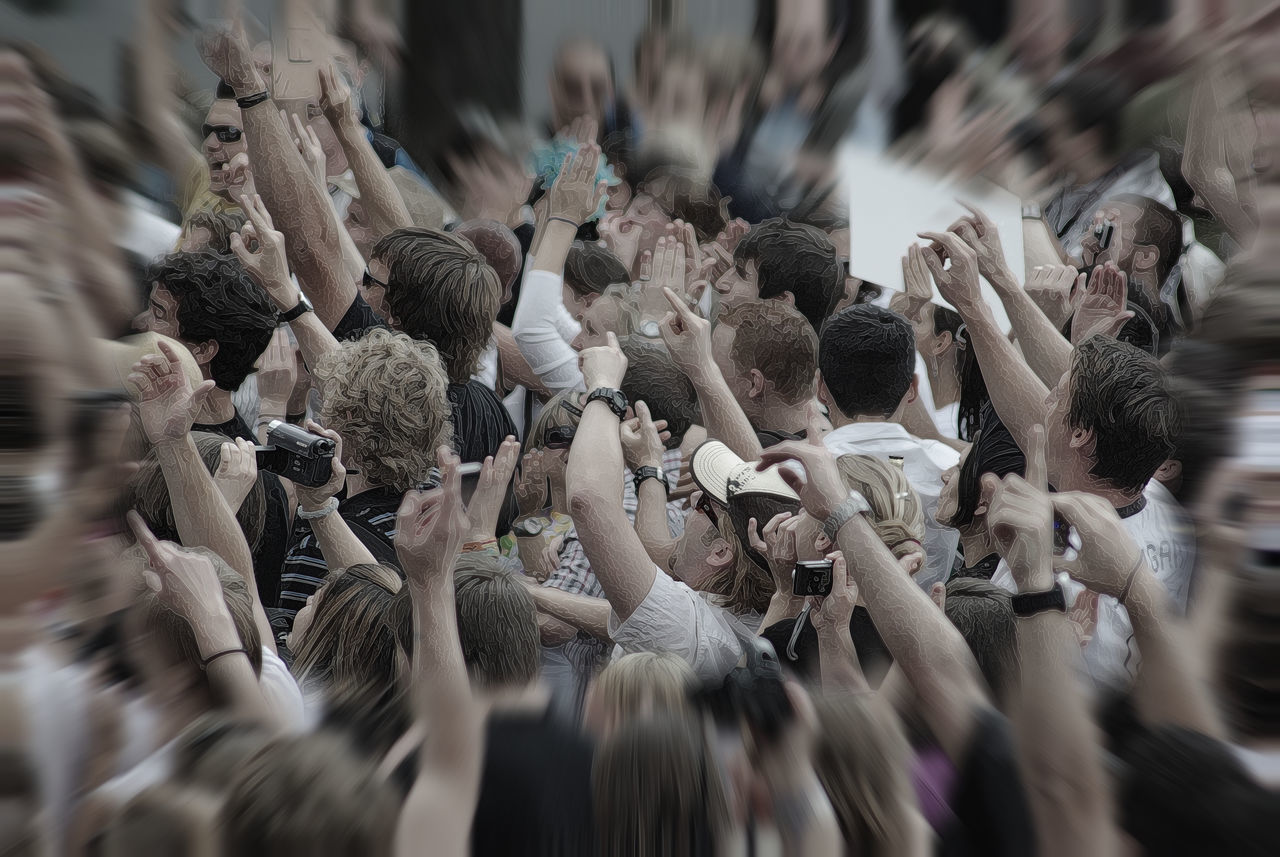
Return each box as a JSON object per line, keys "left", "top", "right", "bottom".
{"left": 513, "top": 519, "right": 544, "bottom": 538}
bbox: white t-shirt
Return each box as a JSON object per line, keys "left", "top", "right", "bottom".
{"left": 823, "top": 421, "right": 962, "bottom": 589}
{"left": 259, "top": 645, "right": 307, "bottom": 728}
{"left": 992, "top": 480, "right": 1196, "bottom": 690}
{"left": 608, "top": 570, "right": 761, "bottom": 682}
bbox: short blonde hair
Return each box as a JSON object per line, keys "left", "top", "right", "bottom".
{"left": 590, "top": 653, "right": 696, "bottom": 736}
{"left": 835, "top": 455, "right": 925, "bottom": 559}
{"left": 314, "top": 328, "right": 454, "bottom": 493}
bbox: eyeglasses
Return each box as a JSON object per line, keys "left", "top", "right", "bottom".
{"left": 201, "top": 124, "right": 243, "bottom": 144}
{"left": 543, "top": 425, "right": 576, "bottom": 450}
{"left": 695, "top": 491, "right": 720, "bottom": 528}
{"left": 363, "top": 268, "right": 388, "bottom": 290}
{"left": 559, "top": 397, "right": 584, "bottom": 418}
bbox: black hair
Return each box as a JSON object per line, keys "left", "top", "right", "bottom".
{"left": 146, "top": 252, "right": 278, "bottom": 391}
{"left": 931, "top": 304, "right": 990, "bottom": 442}
{"left": 1116, "top": 299, "right": 1161, "bottom": 356}
{"left": 1044, "top": 69, "right": 1129, "bottom": 156}
{"left": 1069, "top": 336, "right": 1181, "bottom": 492}
{"left": 1110, "top": 194, "right": 1183, "bottom": 290}
{"left": 619, "top": 338, "right": 701, "bottom": 448}
{"left": 1161, "top": 375, "right": 1230, "bottom": 506}
{"left": 943, "top": 577, "right": 1018, "bottom": 706}
{"left": 735, "top": 218, "right": 843, "bottom": 331}
{"left": 564, "top": 241, "right": 629, "bottom": 298}
{"left": 818, "top": 305, "right": 915, "bottom": 420}
{"left": 947, "top": 402, "right": 1026, "bottom": 531}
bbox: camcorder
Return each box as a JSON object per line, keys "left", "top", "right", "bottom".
{"left": 793, "top": 559, "right": 834, "bottom": 597}
{"left": 692, "top": 636, "right": 794, "bottom": 745}
{"left": 255, "top": 421, "right": 335, "bottom": 488}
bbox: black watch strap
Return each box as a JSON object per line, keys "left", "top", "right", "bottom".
{"left": 586, "top": 387, "right": 628, "bottom": 419}
{"left": 633, "top": 465, "right": 667, "bottom": 494}
{"left": 278, "top": 297, "right": 312, "bottom": 323}
{"left": 1011, "top": 581, "right": 1067, "bottom": 617}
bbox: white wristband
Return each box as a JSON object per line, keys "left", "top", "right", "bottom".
{"left": 297, "top": 497, "right": 339, "bottom": 520}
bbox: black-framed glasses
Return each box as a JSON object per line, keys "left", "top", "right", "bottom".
{"left": 559, "top": 397, "right": 584, "bottom": 418}
{"left": 201, "top": 124, "right": 243, "bottom": 143}
{"left": 695, "top": 491, "right": 720, "bottom": 528}
{"left": 544, "top": 425, "right": 576, "bottom": 450}
{"left": 363, "top": 268, "right": 388, "bottom": 290}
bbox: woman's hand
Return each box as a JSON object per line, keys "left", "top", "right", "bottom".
{"left": 465, "top": 436, "right": 520, "bottom": 541}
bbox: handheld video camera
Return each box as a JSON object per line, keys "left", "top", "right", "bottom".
{"left": 692, "top": 636, "right": 794, "bottom": 744}
{"left": 255, "top": 421, "right": 335, "bottom": 488}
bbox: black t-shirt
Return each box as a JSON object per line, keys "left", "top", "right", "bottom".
{"left": 332, "top": 293, "right": 391, "bottom": 343}
{"left": 936, "top": 707, "right": 1038, "bottom": 857}
{"left": 448, "top": 380, "right": 518, "bottom": 463}
{"left": 193, "top": 411, "right": 291, "bottom": 608}
{"left": 471, "top": 710, "right": 596, "bottom": 857}
{"left": 949, "top": 552, "right": 1002, "bottom": 582}
{"left": 756, "top": 426, "right": 808, "bottom": 449}
{"left": 761, "top": 606, "right": 893, "bottom": 686}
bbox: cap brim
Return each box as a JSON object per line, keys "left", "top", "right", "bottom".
{"left": 690, "top": 440, "right": 744, "bottom": 505}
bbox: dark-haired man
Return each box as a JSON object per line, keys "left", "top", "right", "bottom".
{"left": 714, "top": 217, "right": 843, "bottom": 332}
{"left": 921, "top": 228, "right": 1193, "bottom": 690}
{"left": 818, "top": 304, "right": 961, "bottom": 588}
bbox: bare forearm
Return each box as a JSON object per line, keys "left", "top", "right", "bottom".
{"left": 409, "top": 577, "right": 479, "bottom": 773}
{"left": 334, "top": 117, "right": 412, "bottom": 240}
{"left": 635, "top": 478, "right": 678, "bottom": 570}
{"left": 690, "top": 365, "right": 763, "bottom": 461}
{"left": 308, "top": 509, "right": 378, "bottom": 572}
{"left": 531, "top": 220, "right": 576, "bottom": 275}
{"left": 1022, "top": 218, "right": 1069, "bottom": 272}
{"left": 194, "top": 615, "right": 273, "bottom": 722}
{"left": 988, "top": 263, "right": 1072, "bottom": 387}
{"left": 953, "top": 299, "right": 1048, "bottom": 454}
{"left": 818, "top": 627, "right": 868, "bottom": 694}
{"left": 757, "top": 591, "right": 805, "bottom": 636}
{"left": 287, "top": 307, "right": 341, "bottom": 373}
{"left": 531, "top": 586, "right": 613, "bottom": 640}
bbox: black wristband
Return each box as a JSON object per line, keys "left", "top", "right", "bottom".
{"left": 236, "top": 90, "right": 270, "bottom": 110}
{"left": 633, "top": 465, "right": 667, "bottom": 495}
{"left": 200, "top": 647, "right": 249, "bottom": 670}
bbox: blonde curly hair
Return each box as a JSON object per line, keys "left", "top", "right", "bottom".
{"left": 835, "top": 454, "right": 925, "bottom": 560}
{"left": 314, "top": 329, "right": 454, "bottom": 493}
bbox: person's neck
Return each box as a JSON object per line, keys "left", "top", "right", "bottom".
{"left": 827, "top": 408, "right": 893, "bottom": 430}
{"left": 477, "top": 682, "right": 550, "bottom": 717}
{"left": 959, "top": 529, "right": 995, "bottom": 566}
{"left": 198, "top": 387, "right": 235, "bottom": 425}
{"left": 928, "top": 358, "right": 960, "bottom": 410}
{"left": 751, "top": 400, "right": 811, "bottom": 436}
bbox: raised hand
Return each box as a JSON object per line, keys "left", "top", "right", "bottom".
{"left": 980, "top": 425, "right": 1052, "bottom": 588}
{"left": 955, "top": 200, "right": 1008, "bottom": 281}
{"left": 213, "top": 437, "right": 259, "bottom": 512}
{"left": 619, "top": 401, "right": 669, "bottom": 471}
{"left": 1026, "top": 264, "right": 1086, "bottom": 328}
{"left": 809, "top": 551, "right": 858, "bottom": 632}
{"left": 293, "top": 422, "right": 348, "bottom": 511}
{"left": 755, "top": 408, "right": 846, "bottom": 521}
{"left": 465, "top": 435, "right": 521, "bottom": 541}
{"left": 893, "top": 242, "right": 934, "bottom": 323}
{"left": 395, "top": 447, "right": 471, "bottom": 583}
{"left": 578, "top": 331, "right": 629, "bottom": 391}
{"left": 214, "top": 152, "right": 256, "bottom": 200}
{"left": 559, "top": 115, "right": 598, "bottom": 145}
{"left": 746, "top": 512, "right": 800, "bottom": 595}
{"left": 548, "top": 141, "right": 606, "bottom": 226}
{"left": 197, "top": 20, "right": 261, "bottom": 95}
{"left": 715, "top": 218, "right": 751, "bottom": 254}
{"left": 1049, "top": 490, "right": 1147, "bottom": 600}
{"left": 1072, "top": 262, "right": 1133, "bottom": 344}
{"left": 318, "top": 62, "right": 356, "bottom": 128}
{"left": 515, "top": 449, "right": 551, "bottom": 516}
{"left": 128, "top": 340, "right": 216, "bottom": 443}
{"left": 656, "top": 286, "right": 713, "bottom": 379}
{"left": 288, "top": 111, "right": 327, "bottom": 189}
{"left": 916, "top": 229, "right": 982, "bottom": 314}
{"left": 231, "top": 193, "right": 296, "bottom": 310}
{"left": 256, "top": 327, "right": 298, "bottom": 417}
{"left": 127, "top": 511, "right": 229, "bottom": 628}
{"left": 638, "top": 236, "right": 687, "bottom": 321}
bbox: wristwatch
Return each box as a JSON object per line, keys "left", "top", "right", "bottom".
{"left": 633, "top": 465, "right": 667, "bottom": 495}
{"left": 586, "top": 387, "right": 629, "bottom": 419}
{"left": 823, "top": 490, "right": 872, "bottom": 543}
{"left": 512, "top": 517, "right": 546, "bottom": 539}
{"left": 1011, "top": 581, "right": 1067, "bottom": 617}
{"left": 278, "top": 292, "right": 313, "bottom": 323}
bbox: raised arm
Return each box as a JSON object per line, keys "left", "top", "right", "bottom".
{"left": 918, "top": 228, "right": 1048, "bottom": 455}
{"left": 524, "top": 583, "right": 614, "bottom": 641}
{"left": 808, "top": 552, "right": 870, "bottom": 694}
{"left": 319, "top": 62, "right": 412, "bottom": 241}
{"left": 619, "top": 402, "right": 679, "bottom": 570}
{"left": 986, "top": 427, "right": 1115, "bottom": 857}
{"left": 135, "top": 0, "right": 199, "bottom": 183}
{"left": 394, "top": 450, "right": 483, "bottom": 857}
{"left": 199, "top": 22, "right": 356, "bottom": 329}
{"left": 293, "top": 423, "right": 378, "bottom": 571}
{"left": 657, "top": 283, "right": 763, "bottom": 460}
{"left": 757, "top": 436, "right": 986, "bottom": 762}
{"left": 130, "top": 341, "right": 275, "bottom": 657}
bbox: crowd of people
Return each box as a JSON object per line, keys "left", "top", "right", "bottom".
{"left": 3, "top": 0, "right": 1280, "bottom": 854}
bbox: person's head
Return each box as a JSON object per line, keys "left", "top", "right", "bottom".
{"left": 593, "top": 713, "right": 731, "bottom": 857}
{"left": 453, "top": 219, "right": 523, "bottom": 305}
{"left": 139, "top": 253, "right": 278, "bottom": 391}
{"left": 711, "top": 299, "right": 818, "bottom": 423}
{"left": 1040, "top": 69, "right": 1128, "bottom": 171}
{"left": 942, "top": 578, "right": 1018, "bottom": 707}
{"left": 222, "top": 731, "right": 400, "bottom": 857}
{"left": 569, "top": 283, "right": 637, "bottom": 350}
{"left": 125, "top": 432, "right": 266, "bottom": 554}
{"left": 314, "top": 328, "right": 454, "bottom": 493}
{"left": 722, "top": 218, "right": 843, "bottom": 330}
{"left": 179, "top": 210, "right": 247, "bottom": 255}
{"left": 371, "top": 228, "right": 502, "bottom": 383}
{"left": 123, "top": 546, "right": 262, "bottom": 709}
{"left": 764, "top": 0, "right": 842, "bottom": 90}
{"left": 925, "top": 303, "right": 988, "bottom": 441}
{"left": 620, "top": 338, "right": 700, "bottom": 448}
{"left": 453, "top": 554, "right": 540, "bottom": 693}
{"left": 832, "top": 455, "right": 925, "bottom": 560}
{"left": 1117, "top": 725, "right": 1280, "bottom": 857}
{"left": 938, "top": 402, "right": 1027, "bottom": 534}
{"left": 584, "top": 652, "right": 697, "bottom": 739}
{"left": 818, "top": 305, "right": 917, "bottom": 423}
{"left": 201, "top": 84, "right": 248, "bottom": 203}
{"left": 814, "top": 693, "right": 920, "bottom": 857}
{"left": 289, "top": 563, "right": 409, "bottom": 697}
{"left": 1084, "top": 195, "right": 1183, "bottom": 291}
{"left": 562, "top": 240, "right": 630, "bottom": 320}
{"left": 525, "top": 388, "right": 586, "bottom": 485}
{"left": 550, "top": 37, "right": 614, "bottom": 133}
{"left": 1044, "top": 336, "right": 1180, "bottom": 493}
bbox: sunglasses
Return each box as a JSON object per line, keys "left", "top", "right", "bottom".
{"left": 544, "top": 425, "right": 576, "bottom": 450}
{"left": 363, "top": 268, "right": 388, "bottom": 290}
{"left": 695, "top": 491, "right": 720, "bottom": 528}
{"left": 202, "top": 124, "right": 243, "bottom": 144}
